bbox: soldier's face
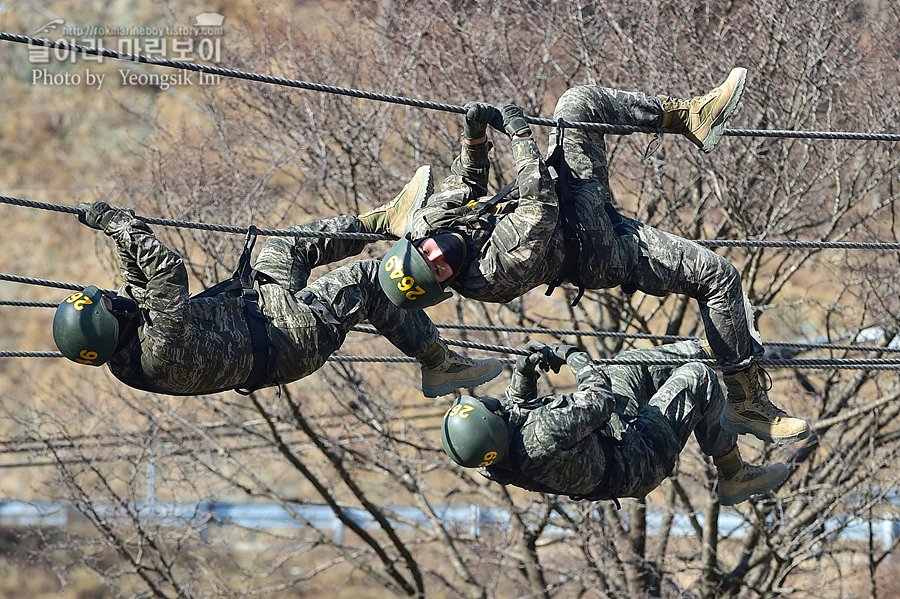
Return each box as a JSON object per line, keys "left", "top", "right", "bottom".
{"left": 417, "top": 237, "right": 454, "bottom": 282}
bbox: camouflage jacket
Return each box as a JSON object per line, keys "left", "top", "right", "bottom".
{"left": 406, "top": 138, "right": 567, "bottom": 302}
{"left": 102, "top": 211, "right": 258, "bottom": 394}
{"left": 480, "top": 351, "right": 620, "bottom": 497}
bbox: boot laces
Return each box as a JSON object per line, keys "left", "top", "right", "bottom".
{"left": 447, "top": 348, "right": 476, "bottom": 366}
{"left": 731, "top": 462, "right": 767, "bottom": 482}
{"left": 660, "top": 88, "right": 717, "bottom": 112}
{"left": 432, "top": 347, "right": 476, "bottom": 373}
{"left": 746, "top": 367, "right": 787, "bottom": 419}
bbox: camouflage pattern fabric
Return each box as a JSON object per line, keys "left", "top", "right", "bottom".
{"left": 481, "top": 341, "right": 737, "bottom": 500}
{"left": 407, "top": 138, "right": 565, "bottom": 303}
{"left": 105, "top": 213, "right": 437, "bottom": 394}
{"left": 406, "top": 85, "right": 763, "bottom": 372}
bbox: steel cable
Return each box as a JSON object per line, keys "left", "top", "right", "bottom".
{"left": 11, "top": 349, "right": 900, "bottom": 370}
{"left": 2, "top": 32, "right": 900, "bottom": 143}
{"left": 3, "top": 194, "right": 900, "bottom": 251}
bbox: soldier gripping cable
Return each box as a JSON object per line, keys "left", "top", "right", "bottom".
{"left": 52, "top": 203, "right": 501, "bottom": 397}
{"left": 440, "top": 340, "right": 789, "bottom": 507}
{"left": 357, "top": 68, "right": 810, "bottom": 446}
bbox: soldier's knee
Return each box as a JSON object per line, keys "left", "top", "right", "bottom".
{"left": 678, "top": 362, "right": 717, "bottom": 404}
{"left": 712, "top": 253, "right": 741, "bottom": 285}
{"left": 553, "top": 86, "right": 595, "bottom": 121}
{"left": 682, "top": 361, "right": 714, "bottom": 380}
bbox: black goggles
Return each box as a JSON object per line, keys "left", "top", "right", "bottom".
{"left": 476, "top": 396, "right": 504, "bottom": 415}
{"left": 104, "top": 293, "right": 137, "bottom": 317}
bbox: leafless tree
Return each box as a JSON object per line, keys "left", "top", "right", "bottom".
{"left": 7, "top": 0, "right": 900, "bottom": 598}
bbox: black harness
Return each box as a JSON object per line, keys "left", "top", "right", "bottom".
{"left": 127, "top": 227, "right": 276, "bottom": 396}
{"left": 543, "top": 124, "right": 588, "bottom": 305}
{"left": 428, "top": 125, "right": 630, "bottom": 306}
{"left": 422, "top": 179, "right": 518, "bottom": 292}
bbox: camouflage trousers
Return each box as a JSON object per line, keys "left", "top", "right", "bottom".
{"left": 253, "top": 215, "right": 439, "bottom": 382}
{"left": 552, "top": 86, "right": 764, "bottom": 372}
{"left": 605, "top": 341, "right": 737, "bottom": 499}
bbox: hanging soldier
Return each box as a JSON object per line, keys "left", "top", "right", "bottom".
{"left": 440, "top": 340, "right": 789, "bottom": 506}
{"left": 52, "top": 203, "right": 501, "bottom": 397}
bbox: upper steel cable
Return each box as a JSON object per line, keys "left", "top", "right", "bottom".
{"left": 2, "top": 32, "right": 900, "bottom": 142}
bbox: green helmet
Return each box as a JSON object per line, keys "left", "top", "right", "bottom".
{"left": 379, "top": 235, "right": 452, "bottom": 310}
{"left": 53, "top": 286, "right": 121, "bottom": 367}
{"left": 441, "top": 395, "right": 509, "bottom": 468}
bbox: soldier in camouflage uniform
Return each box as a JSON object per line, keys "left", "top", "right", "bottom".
{"left": 52, "top": 201, "right": 501, "bottom": 397}
{"left": 362, "top": 68, "right": 809, "bottom": 446}
{"left": 440, "top": 340, "right": 789, "bottom": 506}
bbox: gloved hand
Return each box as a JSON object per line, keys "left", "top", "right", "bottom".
{"left": 77, "top": 201, "right": 132, "bottom": 231}
{"left": 492, "top": 104, "right": 532, "bottom": 138}
{"left": 546, "top": 343, "right": 580, "bottom": 373}
{"left": 463, "top": 102, "right": 498, "bottom": 141}
{"left": 516, "top": 340, "right": 551, "bottom": 374}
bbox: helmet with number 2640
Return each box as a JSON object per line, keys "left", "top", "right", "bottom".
{"left": 378, "top": 235, "right": 452, "bottom": 310}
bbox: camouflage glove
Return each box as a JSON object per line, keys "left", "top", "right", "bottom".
{"left": 548, "top": 343, "right": 580, "bottom": 373}
{"left": 77, "top": 201, "right": 133, "bottom": 231}
{"left": 516, "top": 340, "right": 554, "bottom": 375}
{"left": 463, "top": 102, "right": 499, "bottom": 140}
{"left": 492, "top": 104, "right": 532, "bottom": 138}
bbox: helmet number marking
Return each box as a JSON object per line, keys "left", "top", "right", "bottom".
{"left": 76, "top": 349, "right": 99, "bottom": 365}
{"left": 64, "top": 292, "right": 94, "bottom": 311}
{"left": 383, "top": 254, "right": 427, "bottom": 302}
{"left": 443, "top": 403, "right": 475, "bottom": 419}
{"left": 478, "top": 451, "right": 499, "bottom": 467}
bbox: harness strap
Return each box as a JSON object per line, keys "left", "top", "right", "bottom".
{"left": 442, "top": 180, "right": 520, "bottom": 290}
{"left": 130, "top": 226, "right": 276, "bottom": 396}
{"left": 471, "top": 180, "right": 518, "bottom": 218}
{"left": 544, "top": 123, "right": 587, "bottom": 306}
{"left": 230, "top": 227, "right": 274, "bottom": 395}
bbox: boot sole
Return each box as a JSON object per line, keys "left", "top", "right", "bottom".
{"left": 719, "top": 464, "right": 789, "bottom": 506}
{"left": 700, "top": 67, "right": 747, "bottom": 153}
{"left": 422, "top": 362, "right": 503, "bottom": 398}
{"left": 720, "top": 414, "right": 811, "bottom": 445}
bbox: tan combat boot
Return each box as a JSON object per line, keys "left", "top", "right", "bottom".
{"left": 418, "top": 339, "right": 502, "bottom": 398}
{"left": 358, "top": 165, "right": 434, "bottom": 238}
{"left": 722, "top": 363, "right": 810, "bottom": 445}
{"left": 714, "top": 446, "right": 789, "bottom": 506}
{"left": 659, "top": 67, "right": 747, "bottom": 153}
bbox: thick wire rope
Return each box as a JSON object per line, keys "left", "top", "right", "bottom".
{"left": 9, "top": 350, "right": 900, "bottom": 371}
{"left": 3, "top": 32, "right": 900, "bottom": 143}
{"left": 5, "top": 275, "right": 899, "bottom": 359}
{"left": 0, "top": 195, "right": 382, "bottom": 241}
{"left": 5, "top": 288, "right": 897, "bottom": 356}
{"left": 0, "top": 299, "right": 58, "bottom": 308}
{"left": 394, "top": 324, "right": 900, "bottom": 354}
{"left": 0, "top": 272, "right": 85, "bottom": 291}
{"left": 4, "top": 194, "right": 900, "bottom": 251}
